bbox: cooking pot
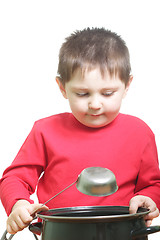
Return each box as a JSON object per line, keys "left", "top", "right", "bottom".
{"left": 29, "top": 206, "right": 160, "bottom": 240}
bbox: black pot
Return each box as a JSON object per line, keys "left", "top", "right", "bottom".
{"left": 29, "top": 206, "right": 160, "bottom": 240}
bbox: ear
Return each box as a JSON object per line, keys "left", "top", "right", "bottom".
{"left": 56, "top": 77, "right": 68, "bottom": 99}
{"left": 123, "top": 75, "right": 133, "bottom": 98}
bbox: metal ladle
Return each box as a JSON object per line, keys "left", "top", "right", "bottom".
{"left": 26, "top": 167, "right": 118, "bottom": 219}
{"left": 41, "top": 167, "right": 118, "bottom": 207}
{"left": 29, "top": 167, "right": 118, "bottom": 217}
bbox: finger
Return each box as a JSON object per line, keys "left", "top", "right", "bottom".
{"left": 28, "top": 204, "right": 49, "bottom": 216}
{"left": 7, "top": 219, "right": 23, "bottom": 235}
{"left": 145, "top": 220, "right": 152, "bottom": 227}
{"left": 7, "top": 215, "right": 19, "bottom": 234}
{"left": 35, "top": 204, "right": 49, "bottom": 213}
{"left": 149, "top": 204, "right": 159, "bottom": 214}
{"left": 143, "top": 199, "right": 157, "bottom": 211}
{"left": 7, "top": 223, "right": 16, "bottom": 235}
{"left": 144, "top": 207, "right": 159, "bottom": 221}
{"left": 129, "top": 199, "right": 141, "bottom": 214}
{"left": 15, "top": 214, "right": 32, "bottom": 228}
{"left": 7, "top": 210, "right": 33, "bottom": 234}
{"left": 16, "top": 208, "right": 33, "bottom": 224}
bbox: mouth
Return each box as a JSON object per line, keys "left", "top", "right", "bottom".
{"left": 89, "top": 114, "right": 102, "bottom": 117}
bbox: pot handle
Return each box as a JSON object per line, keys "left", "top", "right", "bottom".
{"left": 29, "top": 222, "right": 43, "bottom": 236}
{"left": 1, "top": 228, "right": 39, "bottom": 240}
{"left": 0, "top": 230, "right": 14, "bottom": 240}
{"left": 131, "top": 225, "right": 160, "bottom": 239}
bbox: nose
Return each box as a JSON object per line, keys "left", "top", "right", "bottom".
{"left": 88, "top": 96, "right": 102, "bottom": 110}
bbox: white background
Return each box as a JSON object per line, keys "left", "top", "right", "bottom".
{"left": 0, "top": 0, "right": 160, "bottom": 239}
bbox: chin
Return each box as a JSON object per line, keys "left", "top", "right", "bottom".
{"left": 84, "top": 122, "right": 109, "bottom": 128}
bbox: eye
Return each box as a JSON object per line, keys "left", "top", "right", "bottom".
{"left": 76, "top": 92, "right": 88, "bottom": 97}
{"left": 103, "top": 91, "right": 114, "bottom": 96}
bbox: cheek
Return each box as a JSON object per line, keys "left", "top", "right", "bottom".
{"left": 104, "top": 96, "right": 123, "bottom": 112}
{"left": 68, "top": 99, "right": 86, "bottom": 113}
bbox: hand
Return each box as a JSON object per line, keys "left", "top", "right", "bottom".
{"left": 129, "top": 195, "right": 159, "bottom": 227}
{"left": 6, "top": 200, "right": 49, "bottom": 234}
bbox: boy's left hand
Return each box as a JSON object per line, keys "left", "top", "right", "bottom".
{"left": 129, "top": 195, "right": 159, "bottom": 227}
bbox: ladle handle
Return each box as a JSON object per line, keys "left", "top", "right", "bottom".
{"left": 43, "top": 180, "right": 77, "bottom": 206}
{"left": 31, "top": 180, "right": 78, "bottom": 218}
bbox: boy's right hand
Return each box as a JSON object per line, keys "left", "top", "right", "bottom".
{"left": 6, "top": 200, "right": 48, "bottom": 234}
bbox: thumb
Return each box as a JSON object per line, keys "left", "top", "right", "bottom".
{"left": 129, "top": 198, "right": 139, "bottom": 214}
{"left": 28, "top": 204, "right": 49, "bottom": 217}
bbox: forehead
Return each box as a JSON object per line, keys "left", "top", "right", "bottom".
{"left": 66, "top": 67, "right": 124, "bottom": 88}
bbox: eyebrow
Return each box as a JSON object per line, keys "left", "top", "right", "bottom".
{"left": 71, "top": 87, "right": 118, "bottom": 91}
{"left": 71, "top": 87, "right": 89, "bottom": 91}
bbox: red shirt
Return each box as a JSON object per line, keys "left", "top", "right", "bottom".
{"left": 0, "top": 113, "right": 160, "bottom": 215}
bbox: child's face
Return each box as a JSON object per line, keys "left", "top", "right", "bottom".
{"left": 57, "top": 68, "right": 131, "bottom": 128}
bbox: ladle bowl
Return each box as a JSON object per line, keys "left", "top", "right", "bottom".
{"left": 76, "top": 167, "right": 118, "bottom": 196}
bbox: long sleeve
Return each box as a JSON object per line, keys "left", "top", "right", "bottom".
{"left": 134, "top": 133, "right": 160, "bottom": 208}
{"left": 0, "top": 122, "right": 46, "bottom": 215}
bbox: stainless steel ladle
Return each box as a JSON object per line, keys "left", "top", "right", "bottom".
{"left": 29, "top": 167, "right": 118, "bottom": 217}
{"left": 42, "top": 167, "right": 118, "bottom": 207}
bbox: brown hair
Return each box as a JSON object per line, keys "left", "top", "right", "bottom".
{"left": 57, "top": 27, "right": 131, "bottom": 86}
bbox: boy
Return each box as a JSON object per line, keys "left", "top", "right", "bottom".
{"left": 0, "top": 27, "right": 160, "bottom": 234}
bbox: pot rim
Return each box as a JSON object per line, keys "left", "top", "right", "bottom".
{"left": 37, "top": 205, "right": 150, "bottom": 223}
